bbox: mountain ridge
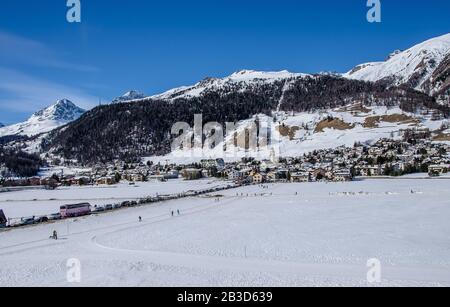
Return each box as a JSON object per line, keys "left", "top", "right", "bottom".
{"left": 0, "top": 99, "right": 85, "bottom": 138}
{"left": 344, "top": 33, "right": 450, "bottom": 98}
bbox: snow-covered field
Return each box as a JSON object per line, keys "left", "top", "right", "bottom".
{"left": 0, "top": 179, "right": 228, "bottom": 219}
{"left": 1, "top": 179, "right": 450, "bottom": 287}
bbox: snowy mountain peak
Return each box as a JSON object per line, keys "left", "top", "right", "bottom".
{"left": 0, "top": 123, "right": 4, "bottom": 128}
{"left": 31, "top": 99, "right": 85, "bottom": 122}
{"left": 112, "top": 90, "right": 146, "bottom": 103}
{"left": 0, "top": 99, "right": 85, "bottom": 137}
{"left": 344, "top": 33, "right": 450, "bottom": 94}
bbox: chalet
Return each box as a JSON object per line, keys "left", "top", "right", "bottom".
{"left": 266, "top": 171, "right": 279, "bottom": 182}
{"left": 357, "top": 165, "right": 383, "bottom": 177}
{"left": 181, "top": 169, "right": 203, "bottom": 180}
{"left": 29, "top": 177, "right": 42, "bottom": 186}
{"left": 96, "top": 177, "right": 115, "bottom": 185}
{"left": 133, "top": 173, "right": 145, "bottom": 182}
{"left": 252, "top": 172, "right": 266, "bottom": 184}
{"left": 290, "top": 172, "right": 310, "bottom": 183}
{"left": 333, "top": 169, "right": 353, "bottom": 182}
{"left": 228, "top": 170, "right": 242, "bottom": 181}
{"left": 201, "top": 159, "right": 225, "bottom": 170}
{"left": 312, "top": 168, "right": 327, "bottom": 181}
{"left": 428, "top": 164, "right": 449, "bottom": 177}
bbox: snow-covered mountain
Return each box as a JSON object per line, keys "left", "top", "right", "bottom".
{"left": 344, "top": 33, "right": 450, "bottom": 96}
{"left": 112, "top": 90, "right": 146, "bottom": 103}
{"left": 0, "top": 99, "right": 86, "bottom": 137}
{"left": 151, "top": 70, "right": 309, "bottom": 101}
{"left": 0, "top": 123, "right": 4, "bottom": 128}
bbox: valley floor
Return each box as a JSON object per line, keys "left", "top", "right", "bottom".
{"left": 1, "top": 179, "right": 450, "bottom": 287}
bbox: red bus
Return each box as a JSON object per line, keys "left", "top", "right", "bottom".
{"left": 60, "top": 203, "right": 91, "bottom": 218}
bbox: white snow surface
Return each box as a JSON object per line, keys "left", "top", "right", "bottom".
{"left": 0, "top": 99, "right": 85, "bottom": 137}
{"left": 146, "top": 105, "right": 448, "bottom": 164}
{"left": 0, "top": 179, "right": 227, "bottom": 218}
{"left": 1, "top": 179, "right": 450, "bottom": 287}
{"left": 344, "top": 33, "right": 450, "bottom": 92}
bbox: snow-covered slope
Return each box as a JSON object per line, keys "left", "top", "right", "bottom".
{"left": 0, "top": 99, "right": 85, "bottom": 137}
{"left": 151, "top": 70, "right": 309, "bottom": 101}
{"left": 148, "top": 103, "right": 449, "bottom": 164}
{"left": 344, "top": 33, "right": 450, "bottom": 94}
{"left": 112, "top": 90, "right": 146, "bottom": 103}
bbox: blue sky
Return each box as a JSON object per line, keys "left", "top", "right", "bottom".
{"left": 0, "top": 0, "right": 449, "bottom": 124}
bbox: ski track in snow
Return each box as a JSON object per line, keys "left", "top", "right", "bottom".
{"left": 1, "top": 180, "right": 450, "bottom": 287}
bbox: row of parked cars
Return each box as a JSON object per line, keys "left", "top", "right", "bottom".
{"left": 9, "top": 200, "right": 141, "bottom": 228}
{"left": 13, "top": 213, "right": 63, "bottom": 227}
{"left": 6, "top": 183, "right": 242, "bottom": 229}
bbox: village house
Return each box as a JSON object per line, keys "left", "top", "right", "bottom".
{"left": 227, "top": 170, "right": 242, "bottom": 181}
{"left": 95, "top": 177, "right": 115, "bottom": 185}
{"left": 357, "top": 165, "right": 383, "bottom": 177}
{"left": 290, "top": 172, "right": 310, "bottom": 183}
{"left": 201, "top": 158, "right": 225, "bottom": 170}
{"left": 252, "top": 172, "right": 266, "bottom": 184}
{"left": 332, "top": 169, "right": 353, "bottom": 182}
{"left": 182, "top": 169, "right": 203, "bottom": 180}
{"left": 428, "top": 164, "right": 449, "bottom": 177}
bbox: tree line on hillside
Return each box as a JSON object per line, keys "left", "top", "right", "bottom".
{"left": 42, "top": 75, "right": 449, "bottom": 164}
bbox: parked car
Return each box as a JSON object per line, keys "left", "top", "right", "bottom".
{"left": 34, "top": 216, "right": 49, "bottom": 223}
{"left": 20, "top": 217, "right": 36, "bottom": 226}
{"left": 47, "top": 213, "right": 62, "bottom": 221}
{"left": 113, "top": 203, "right": 122, "bottom": 209}
{"left": 121, "top": 201, "right": 131, "bottom": 207}
{"left": 92, "top": 205, "right": 105, "bottom": 213}
{"left": 105, "top": 204, "right": 113, "bottom": 211}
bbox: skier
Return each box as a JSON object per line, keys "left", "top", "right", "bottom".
{"left": 171, "top": 211, "right": 174, "bottom": 217}
{"left": 177, "top": 209, "right": 180, "bottom": 215}
{"left": 52, "top": 230, "right": 58, "bottom": 240}
{"left": 139, "top": 216, "right": 142, "bottom": 222}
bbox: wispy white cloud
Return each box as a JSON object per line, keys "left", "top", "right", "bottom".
{"left": 0, "top": 31, "right": 102, "bottom": 122}
{"left": 0, "top": 31, "right": 99, "bottom": 72}
{"left": 0, "top": 67, "right": 99, "bottom": 114}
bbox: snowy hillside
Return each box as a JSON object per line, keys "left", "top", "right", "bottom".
{"left": 344, "top": 33, "right": 450, "bottom": 94}
{"left": 151, "top": 70, "right": 309, "bottom": 101}
{"left": 148, "top": 104, "right": 449, "bottom": 164}
{"left": 112, "top": 90, "right": 146, "bottom": 103}
{"left": 0, "top": 99, "right": 85, "bottom": 137}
